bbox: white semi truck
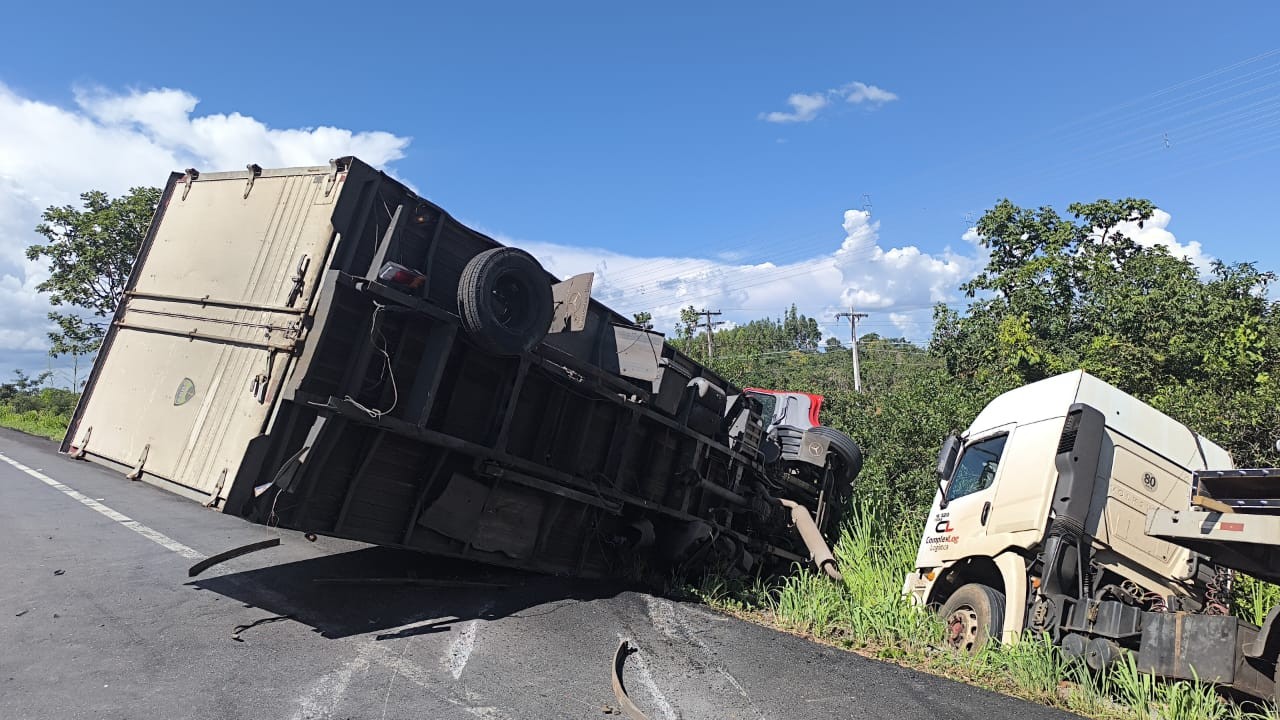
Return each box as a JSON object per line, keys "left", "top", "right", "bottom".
{"left": 903, "top": 370, "right": 1280, "bottom": 699}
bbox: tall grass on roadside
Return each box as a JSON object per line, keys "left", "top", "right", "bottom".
{"left": 0, "top": 405, "right": 70, "bottom": 441}
{"left": 1236, "top": 574, "right": 1280, "bottom": 627}
{"left": 774, "top": 496, "right": 937, "bottom": 649}
{"left": 698, "top": 499, "right": 1280, "bottom": 720}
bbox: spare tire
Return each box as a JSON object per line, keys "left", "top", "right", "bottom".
{"left": 806, "top": 425, "right": 864, "bottom": 485}
{"left": 457, "top": 247, "right": 554, "bottom": 356}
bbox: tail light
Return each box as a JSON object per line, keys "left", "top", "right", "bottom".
{"left": 377, "top": 261, "right": 426, "bottom": 289}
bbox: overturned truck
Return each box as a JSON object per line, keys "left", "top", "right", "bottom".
{"left": 63, "top": 158, "right": 861, "bottom": 580}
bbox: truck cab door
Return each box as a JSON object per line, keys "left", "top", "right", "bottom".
{"left": 918, "top": 430, "right": 1010, "bottom": 564}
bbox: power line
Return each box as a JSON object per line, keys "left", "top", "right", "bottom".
{"left": 706, "top": 344, "right": 939, "bottom": 363}
{"left": 574, "top": 48, "right": 1280, "bottom": 332}
{"left": 873, "top": 47, "right": 1280, "bottom": 193}
{"left": 616, "top": 59, "right": 1280, "bottom": 313}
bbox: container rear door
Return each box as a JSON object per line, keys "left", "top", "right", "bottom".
{"left": 69, "top": 166, "right": 341, "bottom": 502}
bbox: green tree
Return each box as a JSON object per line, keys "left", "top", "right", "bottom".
{"left": 935, "top": 197, "right": 1280, "bottom": 468}
{"left": 675, "top": 306, "right": 701, "bottom": 356}
{"left": 27, "top": 187, "right": 161, "bottom": 357}
{"left": 632, "top": 311, "right": 653, "bottom": 330}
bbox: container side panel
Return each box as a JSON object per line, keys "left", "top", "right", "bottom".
{"left": 72, "top": 171, "right": 337, "bottom": 499}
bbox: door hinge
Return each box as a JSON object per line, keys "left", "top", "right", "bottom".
{"left": 126, "top": 443, "right": 150, "bottom": 481}
{"left": 243, "top": 163, "right": 263, "bottom": 199}
{"left": 325, "top": 157, "right": 348, "bottom": 197}
{"left": 203, "top": 468, "right": 228, "bottom": 508}
{"left": 70, "top": 425, "right": 92, "bottom": 459}
{"left": 182, "top": 168, "right": 199, "bottom": 201}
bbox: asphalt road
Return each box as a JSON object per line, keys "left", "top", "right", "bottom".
{"left": 0, "top": 428, "right": 1082, "bottom": 720}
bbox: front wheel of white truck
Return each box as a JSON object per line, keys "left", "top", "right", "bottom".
{"left": 938, "top": 583, "right": 1005, "bottom": 653}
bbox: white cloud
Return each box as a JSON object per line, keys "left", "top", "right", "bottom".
{"left": 514, "top": 208, "right": 979, "bottom": 344}
{"left": 1114, "top": 208, "right": 1214, "bottom": 275}
{"left": 842, "top": 81, "right": 899, "bottom": 105}
{"left": 761, "top": 92, "right": 830, "bottom": 124}
{"left": 761, "top": 81, "right": 898, "bottom": 124}
{"left": 0, "top": 82, "right": 411, "bottom": 373}
{"left": 888, "top": 312, "right": 920, "bottom": 337}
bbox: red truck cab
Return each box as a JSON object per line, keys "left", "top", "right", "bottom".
{"left": 744, "top": 388, "right": 825, "bottom": 429}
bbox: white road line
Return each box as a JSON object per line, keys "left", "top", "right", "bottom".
{"left": 291, "top": 645, "right": 372, "bottom": 720}
{"left": 446, "top": 620, "right": 480, "bottom": 679}
{"left": 368, "top": 643, "right": 512, "bottom": 719}
{"left": 644, "top": 595, "right": 764, "bottom": 718}
{"left": 0, "top": 452, "right": 206, "bottom": 561}
{"left": 445, "top": 601, "right": 493, "bottom": 679}
{"left": 2, "top": 451, "right": 507, "bottom": 718}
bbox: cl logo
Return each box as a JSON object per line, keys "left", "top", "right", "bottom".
{"left": 935, "top": 520, "right": 954, "bottom": 534}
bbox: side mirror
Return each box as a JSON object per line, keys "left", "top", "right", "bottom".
{"left": 936, "top": 434, "right": 961, "bottom": 509}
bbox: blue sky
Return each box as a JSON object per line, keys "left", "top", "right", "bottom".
{"left": 1, "top": 1, "right": 1279, "bottom": 381}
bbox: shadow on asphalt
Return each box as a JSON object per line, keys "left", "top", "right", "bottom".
{"left": 187, "top": 545, "right": 627, "bottom": 639}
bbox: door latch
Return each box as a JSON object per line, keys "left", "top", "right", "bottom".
{"left": 980, "top": 501, "right": 992, "bottom": 526}
{"left": 286, "top": 254, "right": 311, "bottom": 307}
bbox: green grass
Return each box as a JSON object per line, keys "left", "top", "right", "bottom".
{"left": 1236, "top": 575, "right": 1280, "bottom": 627}
{"left": 693, "top": 499, "right": 1280, "bottom": 720}
{"left": 0, "top": 404, "right": 71, "bottom": 441}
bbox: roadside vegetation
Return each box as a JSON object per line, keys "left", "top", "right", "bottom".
{"left": 0, "top": 371, "right": 77, "bottom": 441}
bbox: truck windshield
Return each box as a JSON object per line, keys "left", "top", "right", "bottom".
{"left": 751, "top": 393, "right": 778, "bottom": 425}
{"left": 945, "top": 435, "right": 1007, "bottom": 502}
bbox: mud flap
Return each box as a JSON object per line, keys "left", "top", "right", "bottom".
{"left": 1137, "top": 612, "right": 1237, "bottom": 683}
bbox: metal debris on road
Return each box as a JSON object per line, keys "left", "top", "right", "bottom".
{"left": 610, "top": 640, "right": 651, "bottom": 720}
{"left": 231, "top": 614, "right": 293, "bottom": 642}
{"left": 53, "top": 569, "right": 65, "bottom": 576}
{"left": 187, "top": 538, "right": 281, "bottom": 577}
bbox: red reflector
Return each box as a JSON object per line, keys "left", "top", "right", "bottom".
{"left": 377, "top": 261, "right": 426, "bottom": 289}
{"left": 1220, "top": 522, "right": 1245, "bottom": 532}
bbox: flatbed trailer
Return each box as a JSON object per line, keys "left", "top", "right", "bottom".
{"left": 1142, "top": 468, "right": 1280, "bottom": 698}
{"left": 63, "top": 158, "right": 860, "bottom": 581}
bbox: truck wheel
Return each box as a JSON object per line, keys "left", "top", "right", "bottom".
{"left": 457, "top": 247, "right": 553, "bottom": 356}
{"left": 806, "top": 426, "right": 864, "bottom": 485}
{"left": 938, "top": 583, "right": 1005, "bottom": 653}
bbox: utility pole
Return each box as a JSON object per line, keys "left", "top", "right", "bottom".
{"left": 835, "top": 307, "right": 868, "bottom": 392}
{"left": 698, "top": 309, "right": 724, "bottom": 360}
